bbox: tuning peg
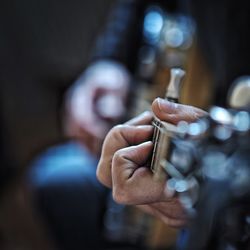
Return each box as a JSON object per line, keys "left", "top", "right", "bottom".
{"left": 165, "top": 68, "right": 185, "bottom": 102}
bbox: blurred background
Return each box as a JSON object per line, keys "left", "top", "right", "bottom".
{"left": 0, "top": 1, "right": 115, "bottom": 249}
{"left": 2, "top": 0, "right": 249, "bottom": 250}
{"left": 0, "top": 0, "right": 211, "bottom": 248}
{"left": 1, "top": 1, "right": 198, "bottom": 249}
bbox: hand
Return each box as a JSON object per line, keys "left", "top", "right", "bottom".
{"left": 97, "top": 98, "right": 207, "bottom": 227}
{"left": 64, "top": 60, "right": 130, "bottom": 155}
{"left": 97, "top": 111, "right": 153, "bottom": 189}
{"left": 137, "top": 202, "right": 187, "bottom": 228}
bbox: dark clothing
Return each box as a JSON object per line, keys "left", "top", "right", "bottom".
{"left": 0, "top": 0, "right": 114, "bottom": 172}
{"left": 190, "top": 0, "right": 250, "bottom": 106}
{"left": 29, "top": 142, "right": 109, "bottom": 250}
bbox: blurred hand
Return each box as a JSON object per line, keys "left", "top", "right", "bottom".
{"left": 97, "top": 98, "right": 206, "bottom": 227}
{"left": 64, "top": 60, "right": 130, "bottom": 155}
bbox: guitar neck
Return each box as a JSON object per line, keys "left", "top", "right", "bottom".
{"left": 150, "top": 68, "right": 185, "bottom": 176}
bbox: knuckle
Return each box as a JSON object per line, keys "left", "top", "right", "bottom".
{"left": 96, "top": 166, "right": 103, "bottom": 182}
{"left": 109, "top": 124, "right": 129, "bottom": 140}
{"left": 113, "top": 149, "right": 128, "bottom": 165}
{"left": 112, "top": 182, "right": 138, "bottom": 205}
{"left": 110, "top": 124, "right": 125, "bottom": 134}
{"left": 112, "top": 187, "right": 130, "bottom": 204}
{"left": 96, "top": 165, "right": 111, "bottom": 188}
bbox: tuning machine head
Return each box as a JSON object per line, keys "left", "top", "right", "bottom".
{"left": 166, "top": 68, "right": 185, "bottom": 101}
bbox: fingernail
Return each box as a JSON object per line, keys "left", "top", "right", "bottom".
{"left": 157, "top": 98, "right": 177, "bottom": 113}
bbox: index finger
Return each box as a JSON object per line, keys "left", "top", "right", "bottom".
{"left": 96, "top": 124, "right": 153, "bottom": 188}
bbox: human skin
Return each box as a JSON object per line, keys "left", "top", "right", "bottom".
{"left": 97, "top": 98, "right": 206, "bottom": 227}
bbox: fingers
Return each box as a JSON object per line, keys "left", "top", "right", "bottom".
{"left": 111, "top": 141, "right": 168, "bottom": 205}
{"left": 97, "top": 111, "right": 153, "bottom": 188}
{"left": 112, "top": 141, "right": 153, "bottom": 180}
{"left": 97, "top": 124, "right": 153, "bottom": 188}
{"left": 137, "top": 204, "right": 187, "bottom": 228}
{"left": 147, "top": 204, "right": 187, "bottom": 228}
{"left": 137, "top": 202, "right": 187, "bottom": 228}
{"left": 125, "top": 111, "right": 153, "bottom": 126}
{"left": 150, "top": 201, "right": 187, "bottom": 221}
{"left": 152, "top": 98, "right": 207, "bottom": 125}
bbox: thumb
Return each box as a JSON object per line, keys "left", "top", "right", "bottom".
{"left": 152, "top": 98, "right": 207, "bottom": 125}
